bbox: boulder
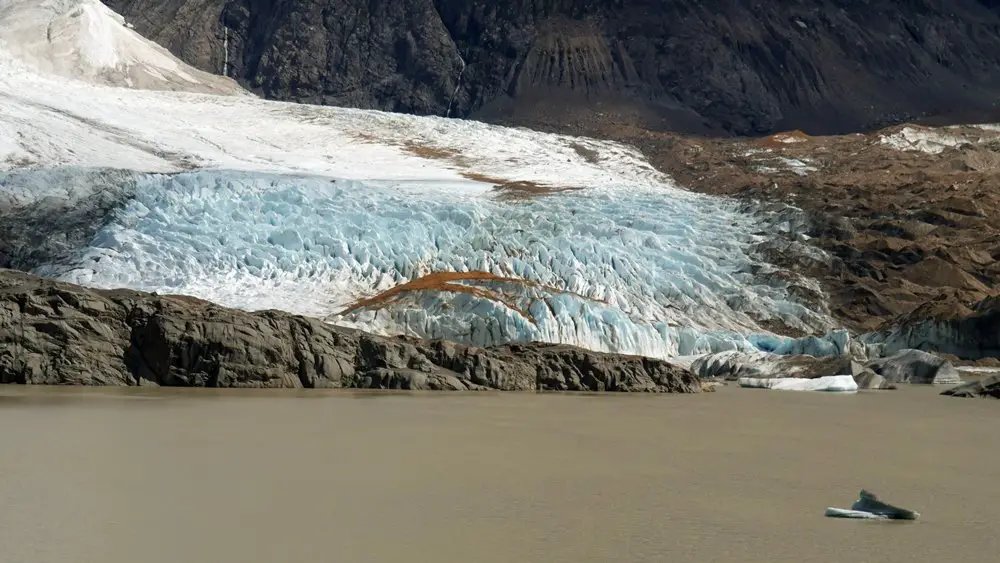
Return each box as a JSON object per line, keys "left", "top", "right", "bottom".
{"left": 853, "top": 369, "right": 892, "bottom": 391}
{"left": 0, "top": 270, "right": 700, "bottom": 392}
{"left": 941, "top": 374, "right": 1000, "bottom": 399}
{"left": 865, "top": 349, "right": 963, "bottom": 385}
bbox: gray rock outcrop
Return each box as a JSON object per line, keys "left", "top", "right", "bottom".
{"left": 866, "top": 349, "right": 963, "bottom": 385}
{"left": 864, "top": 297, "right": 1000, "bottom": 360}
{"left": 692, "top": 348, "right": 968, "bottom": 388}
{"left": 0, "top": 270, "right": 700, "bottom": 392}
{"left": 941, "top": 374, "right": 1000, "bottom": 399}
{"left": 853, "top": 370, "right": 888, "bottom": 391}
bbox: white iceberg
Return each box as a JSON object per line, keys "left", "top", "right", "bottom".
{"left": 738, "top": 375, "right": 859, "bottom": 393}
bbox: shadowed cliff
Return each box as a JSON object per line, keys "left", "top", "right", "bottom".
{"left": 102, "top": 0, "right": 1000, "bottom": 136}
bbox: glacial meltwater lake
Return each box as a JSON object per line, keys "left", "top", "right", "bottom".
{"left": 1, "top": 385, "right": 996, "bottom": 563}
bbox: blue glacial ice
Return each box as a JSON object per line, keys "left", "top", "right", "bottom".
{"left": 26, "top": 168, "right": 852, "bottom": 358}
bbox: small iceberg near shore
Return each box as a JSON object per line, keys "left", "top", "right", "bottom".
{"left": 825, "top": 490, "right": 920, "bottom": 520}
{"left": 738, "top": 375, "right": 859, "bottom": 393}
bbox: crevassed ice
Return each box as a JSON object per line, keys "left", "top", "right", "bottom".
{"left": 34, "top": 169, "right": 842, "bottom": 357}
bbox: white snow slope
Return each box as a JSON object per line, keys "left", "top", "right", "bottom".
{"left": 0, "top": 0, "right": 852, "bottom": 358}
{"left": 0, "top": 0, "right": 244, "bottom": 93}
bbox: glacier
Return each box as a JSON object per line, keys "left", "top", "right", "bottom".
{"left": 18, "top": 167, "right": 849, "bottom": 358}
{"left": 0, "top": 0, "right": 861, "bottom": 360}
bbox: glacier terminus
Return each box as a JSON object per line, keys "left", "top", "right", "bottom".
{"left": 1, "top": 0, "right": 856, "bottom": 361}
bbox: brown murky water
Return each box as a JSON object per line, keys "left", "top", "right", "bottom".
{"left": 1, "top": 385, "right": 997, "bottom": 563}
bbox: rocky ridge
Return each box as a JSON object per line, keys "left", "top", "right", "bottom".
{"left": 102, "top": 0, "right": 1000, "bottom": 136}
{"left": 0, "top": 269, "right": 701, "bottom": 392}
{"left": 3, "top": 267, "right": 992, "bottom": 396}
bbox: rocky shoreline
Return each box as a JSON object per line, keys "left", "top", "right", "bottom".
{"left": 0, "top": 269, "right": 700, "bottom": 392}
{"left": 3, "top": 268, "right": 998, "bottom": 399}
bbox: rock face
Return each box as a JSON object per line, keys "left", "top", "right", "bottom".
{"left": 0, "top": 270, "right": 700, "bottom": 392}
{"left": 866, "top": 349, "right": 963, "bottom": 385}
{"left": 867, "top": 296, "right": 1000, "bottom": 360}
{"left": 101, "top": 0, "right": 1000, "bottom": 136}
{"left": 942, "top": 374, "right": 1000, "bottom": 398}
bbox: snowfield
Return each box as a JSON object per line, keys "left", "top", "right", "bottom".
{"left": 1, "top": 0, "right": 853, "bottom": 358}
{"left": 0, "top": 4, "right": 671, "bottom": 193}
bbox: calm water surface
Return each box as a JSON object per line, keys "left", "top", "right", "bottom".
{"left": 1, "top": 385, "right": 997, "bottom": 563}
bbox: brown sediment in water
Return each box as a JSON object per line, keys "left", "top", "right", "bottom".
{"left": 2, "top": 385, "right": 997, "bottom": 563}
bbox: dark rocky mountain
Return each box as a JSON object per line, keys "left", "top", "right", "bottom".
{"left": 103, "top": 0, "right": 1000, "bottom": 136}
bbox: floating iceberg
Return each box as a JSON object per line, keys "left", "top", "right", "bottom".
{"left": 825, "top": 490, "right": 920, "bottom": 520}
{"left": 738, "top": 375, "right": 859, "bottom": 393}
